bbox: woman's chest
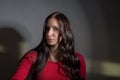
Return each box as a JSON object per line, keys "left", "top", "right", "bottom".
{"left": 37, "top": 61, "right": 70, "bottom": 80}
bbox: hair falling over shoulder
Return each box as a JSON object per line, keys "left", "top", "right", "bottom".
{"left": 31, "top": 12, "right": 84, "bottom": 80}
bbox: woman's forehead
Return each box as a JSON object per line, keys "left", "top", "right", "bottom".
{"left": 47, "top": 18, "right": 59, "bottom": 27}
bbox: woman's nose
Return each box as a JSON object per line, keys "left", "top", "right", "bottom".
{"left": 48, "top": 28, "right": 53, "bottom": 36}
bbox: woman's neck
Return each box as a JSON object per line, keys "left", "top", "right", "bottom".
{"left": 48, "top": 46, "right": 58, "bottom": 62}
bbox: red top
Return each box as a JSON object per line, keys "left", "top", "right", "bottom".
{"left": 10, "top": 51, "right": 86, "bottom": 80}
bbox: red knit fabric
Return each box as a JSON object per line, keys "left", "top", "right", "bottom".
{"left": 10, "top": 51, "right": 86, "bottom": 80}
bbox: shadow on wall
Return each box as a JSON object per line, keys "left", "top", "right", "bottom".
{"left": 80, "top": 0, "right": 120, "bottom": 80}
{"left": 0, "top": 27, "right": 24, "bottom": 80}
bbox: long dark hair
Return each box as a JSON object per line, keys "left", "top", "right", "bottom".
{"left": 32, "top": 12, "right": 82, "bottom": 80}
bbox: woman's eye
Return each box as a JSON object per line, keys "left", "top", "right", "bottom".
{"left": 53, "top": 27, "right": 59, "bottom": 31}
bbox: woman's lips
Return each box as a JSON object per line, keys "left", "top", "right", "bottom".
{"left": 47, "top": 38, "right": 54, "bottom": 42}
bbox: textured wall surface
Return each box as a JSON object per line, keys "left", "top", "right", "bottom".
{"left": 0, "top": 0, "right": 120, "bottom": 80}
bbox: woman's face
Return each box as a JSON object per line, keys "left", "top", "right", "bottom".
{"left": 46, "top": 18, "right": 62, "bottom": 47}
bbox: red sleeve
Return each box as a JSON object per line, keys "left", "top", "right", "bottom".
{"left": 76, "top": 52, "right": 86, "bottom": 80}
{"left": 10, "top": 51, "right": 37, "bottom": 80}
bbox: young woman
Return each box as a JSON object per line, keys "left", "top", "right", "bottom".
{"left": 10, "top": 12, "right": 86, "bottom": 80}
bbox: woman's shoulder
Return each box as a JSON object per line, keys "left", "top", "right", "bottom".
{"left": 25, "top": 50, "right": 37, "bottom": 58}
{"left": 75, "top": 52, "right": 84, "bottom": 58}
{"left": 75, "top": 52, "right": 85, "bottom": 63}
{"left": 26, "top": 50, "right": 37, "bottom": 56}
{"left": 21, "top": 50, "right": 38, "bottom": 63}
{"left": 75, "top": 52, "right": 86, "bottom": 79}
